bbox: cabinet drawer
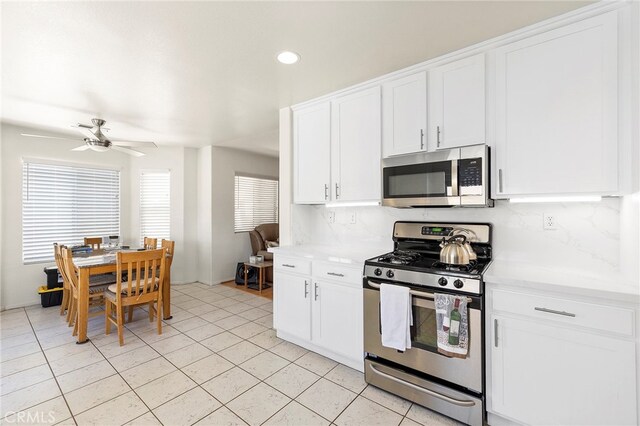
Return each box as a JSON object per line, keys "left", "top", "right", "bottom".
{"left": 491, "top": 289, "right": 634, "bottom": 336}
{"left": 314, "top": 262, "right": 363, "bottom": 285}
{"left": 274, "top": 255, "right": 311, "bottom": 275}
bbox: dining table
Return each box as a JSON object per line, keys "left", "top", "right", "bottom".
{"left": 72, "top": 248, "right": 173, "bottom": 344}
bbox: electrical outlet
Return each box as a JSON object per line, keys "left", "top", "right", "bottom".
{"left": 328, "top": 211, "right": 335, "bottom": 223}
{"left": 543, "top": 213, "right": 556, "bottom": 230}
{"left": 350, "top": 212, "right": 357, "bottom": 224}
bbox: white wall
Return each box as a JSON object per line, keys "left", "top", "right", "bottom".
{"left": 196, "top": 146, "right": 213, "bottom": 285}
{"left": 128, "top": 146, "right": 198, "bottom": 285}
{"left": 0, "top": 123, "right": 131, "bottom": 309}
{"left": 210, "top": 147, "right": 279, "bottom": 284}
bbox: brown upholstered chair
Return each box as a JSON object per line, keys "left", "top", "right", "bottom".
{"left": 248, "top": 223, "right": 278, "bottom": 282}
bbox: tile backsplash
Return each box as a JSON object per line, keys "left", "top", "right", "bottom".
{"left": 292, "top": 198, "right": 621, "bottom": 275}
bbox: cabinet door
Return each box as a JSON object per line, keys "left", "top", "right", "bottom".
{"left": 382, "top": 72, "right": 427, "bottom": 157}
{"left": 331, "top": 87, "right": 381, "bottom": 202}
{"left": 273, "top": 272, "right": 311, "bottom": 340}
{"left": 430, "top": 54, "right": 485, "bottom": 150}
{"left": 494, "top": 11, "right": 618, "bottom": 197}
{"left": 312, "top": 280, "right": 363, "bottom": 362}
{"left": 491, "top": 315, "right": 637, "bottom": 425}
{"left": 293, "top": 102, "right": 331, "bottom": 204}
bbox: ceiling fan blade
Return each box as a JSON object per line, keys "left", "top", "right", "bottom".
{"left": 112, "top": 140, "right": 157, "bottom": 148}
{"left": 21, "top": 133, "right": 80, "bottom": 142}
{"left": 71, "top": 125, "right": 97, "bottom": 140}
{"left": 71, "top": 145, "right": 90, "bottom": 151}
{"left": 111, "top": 145, "right": 145, "bottom": 157}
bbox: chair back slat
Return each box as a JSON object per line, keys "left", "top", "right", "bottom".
{"left": 54, "top": 243, "right": 69, "bottom": 292}
{"left": 116, "top": 249, "right": 165, "bottom": 300}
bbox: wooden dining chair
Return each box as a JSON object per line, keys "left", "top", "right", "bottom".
{"left": 84, "top": 237, "right": 102, "bottom": 250}
{"left": 143, "top": 237, "right": 157, "bottom": 250}
{"left": 60, "top": 247, "right": 110, "bottom": 335}
{"left": 105, "top": 249, "right": 166, "bottom": 346}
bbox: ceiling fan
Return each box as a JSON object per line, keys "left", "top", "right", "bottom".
{"left": 21, "top": 118, "right": 157, "bottom": 157}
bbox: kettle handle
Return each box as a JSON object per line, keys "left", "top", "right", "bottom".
{"left": 448, "top": 235, "right": 466, "bottom": 244}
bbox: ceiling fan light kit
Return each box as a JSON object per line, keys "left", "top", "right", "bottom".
{"left": 21, "top": 118, "right": 157, "bottom": 157}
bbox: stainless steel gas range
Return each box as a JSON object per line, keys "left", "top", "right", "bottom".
{"left": 363, "top": 221, "right": 492, "bottom": 426}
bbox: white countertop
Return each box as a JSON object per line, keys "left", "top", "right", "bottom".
{"left": 485, "top": 259, "right": 640, "bottom": 303}
{"left": 268, "top": 244, "right": 392, "bottom": 267}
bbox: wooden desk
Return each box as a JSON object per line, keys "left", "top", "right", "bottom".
{"left": 243, "top": 261, "right": 273, "bottom": 295}
{"left": 73, "top": 249, "right": 172, "bottom": 344}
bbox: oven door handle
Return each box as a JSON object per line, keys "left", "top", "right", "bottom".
{"left": 369, "top": 364, "right": 476, "bottom": 407}
{"left": 367, "top": 282, "right": 472, "bottom": 303}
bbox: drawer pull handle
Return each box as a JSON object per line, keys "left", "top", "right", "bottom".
{"left": 282, "top": 264, "right": 296, "bottom": 268}
{"left": 534, "top": 307, "right": 576, "bottom": 317}
{"left": 494, "top": 319, "right": 498, "bottom": 348}
{"left": 327, "top": 272, "right": 344, "bottom": 277}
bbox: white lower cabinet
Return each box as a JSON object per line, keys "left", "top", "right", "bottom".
{"left": 488, "top": 288, "right": 638, "bottom": 426}
{"left": 273, "top": 255, "right": 364, "bottom": 372}
{"left": 311, "top": 280, "right": 363, "bottom": 362}
{"left": 273, "top": 271, "right": 311, "bottom": 341}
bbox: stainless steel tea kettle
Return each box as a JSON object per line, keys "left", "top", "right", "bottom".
{"left": 439, "top": 235, "right": 471, "bottom": 265}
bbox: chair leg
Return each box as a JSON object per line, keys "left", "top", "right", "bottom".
{"left": 128, "top": 306, "right": 133, "bottom": 323}
{"left": 156, "top": 301, "right": 162, "bottom": 335}
{"left": 116, "top": 303, "right": 124, "bottom": 346}
{"left": 59, "top": 288, "right": 68, "bottom": 315}
{"left": 67, "top": 299, "right": 76, "bottom": 327}
{"left": 105, "top": 300, "right": 112, "bottom": 335}
{"left": 148, "top": 302, "right": 154, "bottom": 322}
{"left": 72, "top": 309, "right": 78, "bottom": 336}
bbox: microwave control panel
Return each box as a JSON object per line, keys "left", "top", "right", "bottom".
{"left": 458, "top": 158, "right": 483, "bottom": 196}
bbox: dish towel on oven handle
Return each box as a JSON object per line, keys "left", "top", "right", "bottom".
{"left": 435, "top": 293, "right": 469, "bottom": 358}
{"left": 380, "top": 284, "right": 413, "bottom": 351}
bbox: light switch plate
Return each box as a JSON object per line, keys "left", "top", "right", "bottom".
{"left": 543, "top": 213, "right": 556, "bottom": 230}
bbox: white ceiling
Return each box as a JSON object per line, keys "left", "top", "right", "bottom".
{"left": 1, "top": 1, "right": 592, "bottom": 156}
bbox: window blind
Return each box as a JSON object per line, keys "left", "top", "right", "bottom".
{"left": 234, "top": 174, "right": 279, "bottom": 233}
{"left": 140, "top": 170, "right": 171, "bottom": 246}
{"left": 22, "top": 161, "right": 120, "bottom": 264}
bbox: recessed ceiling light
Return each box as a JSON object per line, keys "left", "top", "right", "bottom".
{"left": 277, "top": 51, "right": 300, "bottom": 65}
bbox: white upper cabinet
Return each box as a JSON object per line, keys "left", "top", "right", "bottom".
{"left": 293, "top": 102, "right": 331, "bottom": 204}
{"left": 331, "top": 87, "right": 382, "bottom": 202}
{"left": 493, "top": 11, "right": 619, "bottom": 197}
{"left": 430, "top": 54, "right": 486, "bottom": 150}
{"left": 382, "top": 72, "right": 427, "bottom": 157}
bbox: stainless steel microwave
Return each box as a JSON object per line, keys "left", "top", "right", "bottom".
{"left": 382, "top": 145, "right": 493, "bottom": 208}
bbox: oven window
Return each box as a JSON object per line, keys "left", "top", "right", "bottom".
{"left": 383, "top": 161, "right": 452, "bottom": 198}
{"left": 411, "top": 303, "right": 439, "bottom": 352}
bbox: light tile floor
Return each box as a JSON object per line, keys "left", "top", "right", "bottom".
{"left": 0, "top": 282, "right": 461, "bottom": 426}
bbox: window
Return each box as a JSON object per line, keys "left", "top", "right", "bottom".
{"left": 234, "top": 174, "right": 279, "bottom": 232}
{"left": 22, "top": 161, "right": 120, "bottom": 264}
{"left": 139, "top": 170, "right": 171, "bottom": 245}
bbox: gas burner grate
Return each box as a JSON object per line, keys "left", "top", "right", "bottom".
{"left": 377, "top": 250, "right": 421, "bottom": 265}
{"left": 431, "top": 260, "right": 478, "bottom": 273}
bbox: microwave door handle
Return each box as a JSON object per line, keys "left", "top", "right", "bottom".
{"left": 451, "top": 160, "right": 459, "bottom": 197}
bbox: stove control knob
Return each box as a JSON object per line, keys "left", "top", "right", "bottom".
{"left": 386, "top": 270, "right": 395, "bottom": 278}
{"left": 438, "top": 277, "right": 448, "bottom": 286}
{"left": 453, "top": 279, "right": 464, "bottom": 289}
{"left": 374, "top": 268, "right": 382, "bottom": 276}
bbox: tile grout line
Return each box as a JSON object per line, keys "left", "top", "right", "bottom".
{"left": 10, "top": 285, "right": 419, "bottom": 426}
{"left": 23, "top": 307, "right": 78, "bottom": 426}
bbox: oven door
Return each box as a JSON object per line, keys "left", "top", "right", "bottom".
{"left": 363, "top": 279, "right": 483, "bottom": 393}
{"left": 382, "top": 154, "right": 459, "bottom": 208}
